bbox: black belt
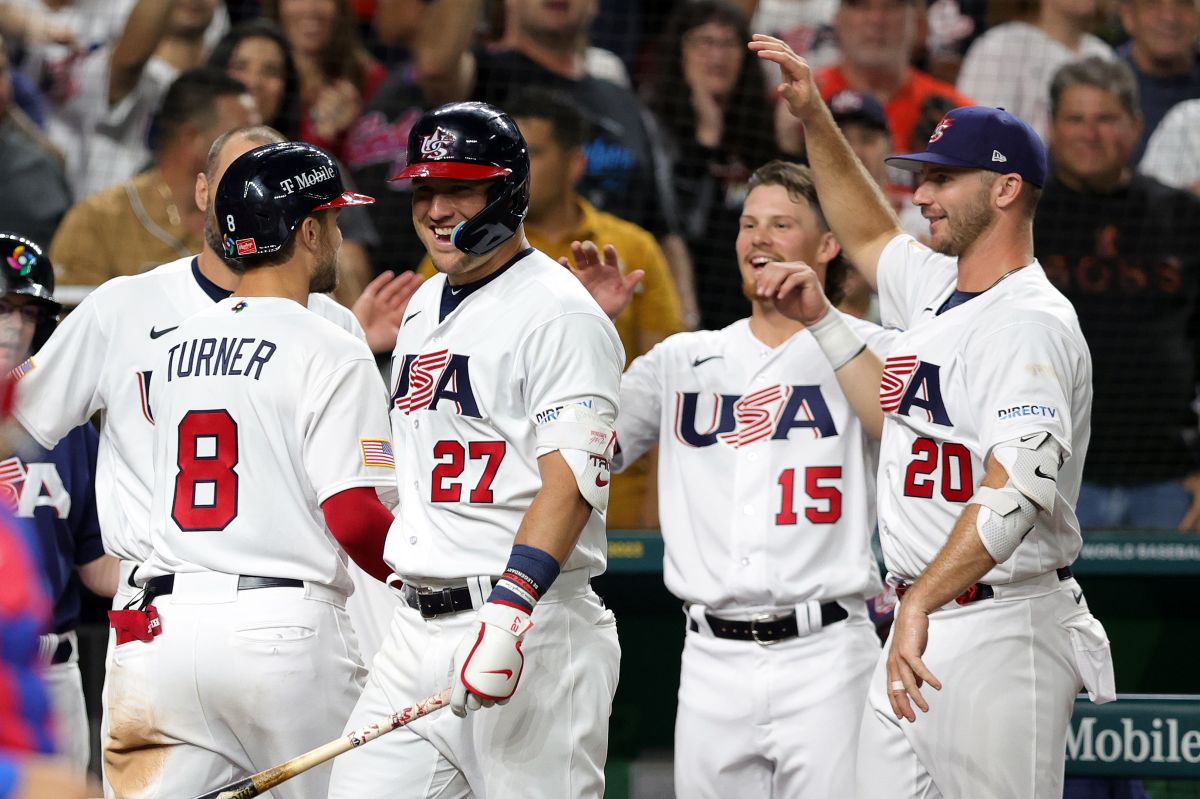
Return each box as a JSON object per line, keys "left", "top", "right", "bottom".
{"left": 402, "top": 584, "right": 479, "bottom": 620}
{"left": 896, "top": 566, "right": 1074, "bottom": 605}
{"left": 688, "top": 601, "right": 849, "bottom": 644}
{"left": 51, "top": 637, "right": 73, "bottom": 665}
{"left": 144, "top": 574, "right": 305, "bottom": 598}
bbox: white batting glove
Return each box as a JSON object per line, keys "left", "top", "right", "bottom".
{"left": 450, "top": 602, "right": 534, "bottom": 717}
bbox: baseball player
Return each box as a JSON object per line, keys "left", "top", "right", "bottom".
{"left": 117, "top": 141, "right": 397, "bottom": 799}
{"left": 0, "top": 235, "right": 115, "bottom": 774}
{"left": 599, "top": 159, "right": 892, "bottom": 797}
{"left": 752, "top": 35, "right": 1115, "bottom": 798}
{"left": 7, "top": 125, "right": 409, "bottom": 798}
{"left": 327, "top": 101, "right": 624, "bottom": 799}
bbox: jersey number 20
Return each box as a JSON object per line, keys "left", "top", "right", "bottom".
{"left": 171, "top": 410, "right": 239, "bottom": 531}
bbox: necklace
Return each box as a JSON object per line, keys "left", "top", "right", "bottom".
{"left": 983, "top": 263, "right": 1031, "bottom": 292}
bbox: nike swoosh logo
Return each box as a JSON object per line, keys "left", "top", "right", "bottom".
{"left": 692, "top": 355, "right": 723, "bottom": 367}
{"left": 482, "top": 668, "right": 513, "bottom": 679}
{"left": 403, "top": 310, "right": 422, "bottom": 325}
{"left": 450, "top": 286, "right": 464, "bottom": 295}
{"left": 1034, "top": 465, "right": 1053, "bottom": 480}
{"left": 149, "top": 325, "right": 178, "bottom": 339}
{"left": 595, "top": 475, "right": 610, "bottom": 487}
{"left": 1072, "top": 589, "right": 1083, "bottom": 605}
{"left": 1020, "top": 433, "right": 1043, "bottom": 443}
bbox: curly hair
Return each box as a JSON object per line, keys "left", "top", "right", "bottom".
{"left": 747, "top": 160, "right": 849, "bottom": 306}
{"left": 207, "top": 19, "right": 302, "bottom": 139}
{"left": 645, "top": 0, "right": 778, "bottom": 169}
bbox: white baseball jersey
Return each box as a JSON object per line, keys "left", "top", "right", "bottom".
{"left": 615, "top": 316, "right": 895, "bottom": 612}
{"left": 384, "top": 247, "right": 624, "bottom": 581}
{"left": 138, "top": 297, "right": 395, "bottom": 593}
{"left": 875, "top": 234, "right": 1093, "bottom": 583}
{"left": 13, "top": 256, "right": 364, "bottom": 563}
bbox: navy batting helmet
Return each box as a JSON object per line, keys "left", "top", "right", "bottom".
{"left": 1, "top": 234, "right": 62, "bottom": 352}
{"left": 215, "top": 141, "right": 374, "bottom": 264}
{"left": 391, "top": 101, "right": 529, "bottom": 257}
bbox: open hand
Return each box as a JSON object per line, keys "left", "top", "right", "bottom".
{"left": 885, "top": 604, "right": 942, "bottom": 723}
{"left": 748, "top": 34, "right": 821, "bottom": 121}
{"left": 560, "top": 240, "right": 644, "bottom": 322}
{"left": 352, "top": 270, "right": 424, "bottom": 354}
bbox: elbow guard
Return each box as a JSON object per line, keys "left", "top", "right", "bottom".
{"left": 973, "top": 431, "right": 1064, "bottom": 563}
{"left": 535, "top": 404, "right": 616, "bottom": 514}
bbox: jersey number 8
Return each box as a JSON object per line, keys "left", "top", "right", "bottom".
{"left": 171, "top": 410, "right": 239, "bottom": 531}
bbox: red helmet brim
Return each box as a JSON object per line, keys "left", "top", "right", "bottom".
{"left": 312, "top": 191, "right": 376, "bottom": 211}
{"left": 389, "top": 161, "right": 512, "bottom": 182}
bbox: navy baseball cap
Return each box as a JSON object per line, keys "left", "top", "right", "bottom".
{"left": 885, "top": 106, "right": 1048, "bottom": 187}
{"left": 830, "top": 90, "right": 889, "bottom": 134}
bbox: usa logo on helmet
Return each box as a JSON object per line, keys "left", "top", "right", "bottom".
{"left": 420, "top": 126, "right": 456, "bottom": 159}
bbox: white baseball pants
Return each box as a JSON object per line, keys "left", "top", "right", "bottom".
{"left": 327, "top": 575, "right": 620, "bottom": 799}
{"left": 674, "top": 603, "right": 879, "bottom": 798}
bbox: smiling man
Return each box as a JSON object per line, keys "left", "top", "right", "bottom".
{"left": 754, "top": 33, "right": 1114, "bottom": 799}
{"left": 328, "top": 101, "right": 625, "bottom": 799}
{"left": 601, "top": 159, "right": 893, "bottom": 798}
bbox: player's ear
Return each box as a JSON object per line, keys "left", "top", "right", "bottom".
{"left": 567, "top": 146, "right": 587, "bottom": 185}
{"left": 815, "top": 230, "right": 841, "bottom": 268}
{"left": 299, "top": 215, "right": 323, "bottom": 253}
{"left": 195, "top": 171, "right": 210, "bottom": 214}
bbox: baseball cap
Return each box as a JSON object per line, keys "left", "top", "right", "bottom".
{"left": 829, "top": 90, "right": 889, "bottom": 134}
{"left": 885, "top": 106, "right": 1048, "bottom": 187}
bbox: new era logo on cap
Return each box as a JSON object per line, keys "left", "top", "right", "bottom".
{"left": 885, "top": 106, "right": 1047, "bottom": 187}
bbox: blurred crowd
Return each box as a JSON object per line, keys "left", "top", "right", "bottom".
{"left": 0, "top": 0, "right": 1196, "bottom": 531}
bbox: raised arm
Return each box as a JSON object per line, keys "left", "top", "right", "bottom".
{"left": 412, "top": 0, "right": 482, "bottom": 105}
{"left": 749, "top": 35, "right": 902, "bottom": 289}
{"left": 108, "top": 0, "right": 175, "bottom": 106}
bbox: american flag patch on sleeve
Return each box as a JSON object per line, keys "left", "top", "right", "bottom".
{"left": 9, "top": 358, "right": 34, "bottom": 382}
{"left": 360, "top": 439, "right": 395, "bottom": 468}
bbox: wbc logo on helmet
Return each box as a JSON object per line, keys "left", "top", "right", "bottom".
{"left": 419, "top": 126, "right": 456, "bottom": 160}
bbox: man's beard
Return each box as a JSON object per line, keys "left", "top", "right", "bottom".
{"left": 205, "top": 211, "right": 243, "bottom": 270}
{"left": 932, "top": 194, "right": 994, "bottom": 257}
{"left": 308, "top": 241, "right": 339, "bottom": 294}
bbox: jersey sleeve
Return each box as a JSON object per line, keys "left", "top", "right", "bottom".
{"left": 968, "top": 318, "right": 1085, "bottom": 459}
{"left": 13, "top": 296, "right": 109, "bottom": 450}
{"left": 518, "top": 312, "right": 624, "bottom": 431}
{"left": 847, "top": 316, "right": 899, "bottom": 358}
{"left": 301, "top": 356, "right": 397, "bottom": 504}
{"left": 308, "top": 294, "right": 367, "bottom": 343}
{"left": 70, "top": 425, "right": 105, "bottom": 565}
{"left": 613, "top": 344, "right": 666, "bottom": 472}
{"left": 876, "top": 233, "right": 958, "bottom": 330}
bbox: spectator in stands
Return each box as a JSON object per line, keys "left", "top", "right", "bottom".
{"left": 262, "top": 0, "right": 386, "bottom": 161}
{"left": 0, "top": 34, "right": 70, "bottom": 247}
{"left": 71, "top": 0, "right": 224, "bottom": 199}
{"left": 827, "top": 89, "right": 928, "bottom": 241}
{"left": 1117, "top": 0, "right": 1200, "bottom": 161}
{"left": 1037, "top": 56, "right": 1200, "bottom": 531}
{"left": 416, "top": 88, "right": 685, "bottom": 528}
{"left": 49, "top": 68, "right": 256, "bottom": 286}
{"left": 809, "top": 0, "right": 972, "bottom": 153}
{"left": 414, "top": 0, "right": 700, "bottom": 328}
{"left": 956, "top": 0, "right": 1113, "bottom": 140}
{"left": 644, "top": 0, "right": 778, "bottom": 331}
{"left": 207, "top": 18, "right": 300, "bottom": 138}
{"left": 344, "top": 0, "right": 443, "bottom": 276}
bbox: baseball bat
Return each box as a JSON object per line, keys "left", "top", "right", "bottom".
{"left": 188, "top": 687, "right": 452, "bottom": 799}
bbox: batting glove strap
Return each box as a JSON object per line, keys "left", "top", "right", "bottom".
{"left": 450, "top": 603, "right": 532, "bottom": 717}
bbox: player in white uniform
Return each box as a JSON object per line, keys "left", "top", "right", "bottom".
{"left": 8, "top": 125, "right": 412, "bottom": 797}
{"left": 608, "top": 160, "right": 890, "bottom": 797}
{"left": 123, "top": 141, "right": 398, "bottom": 799}
{"left": 752, "top": 36, "right": 1116, "bottom": 798}
{"left": 328, "top": 102, "right": 624, "bottom": 799}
